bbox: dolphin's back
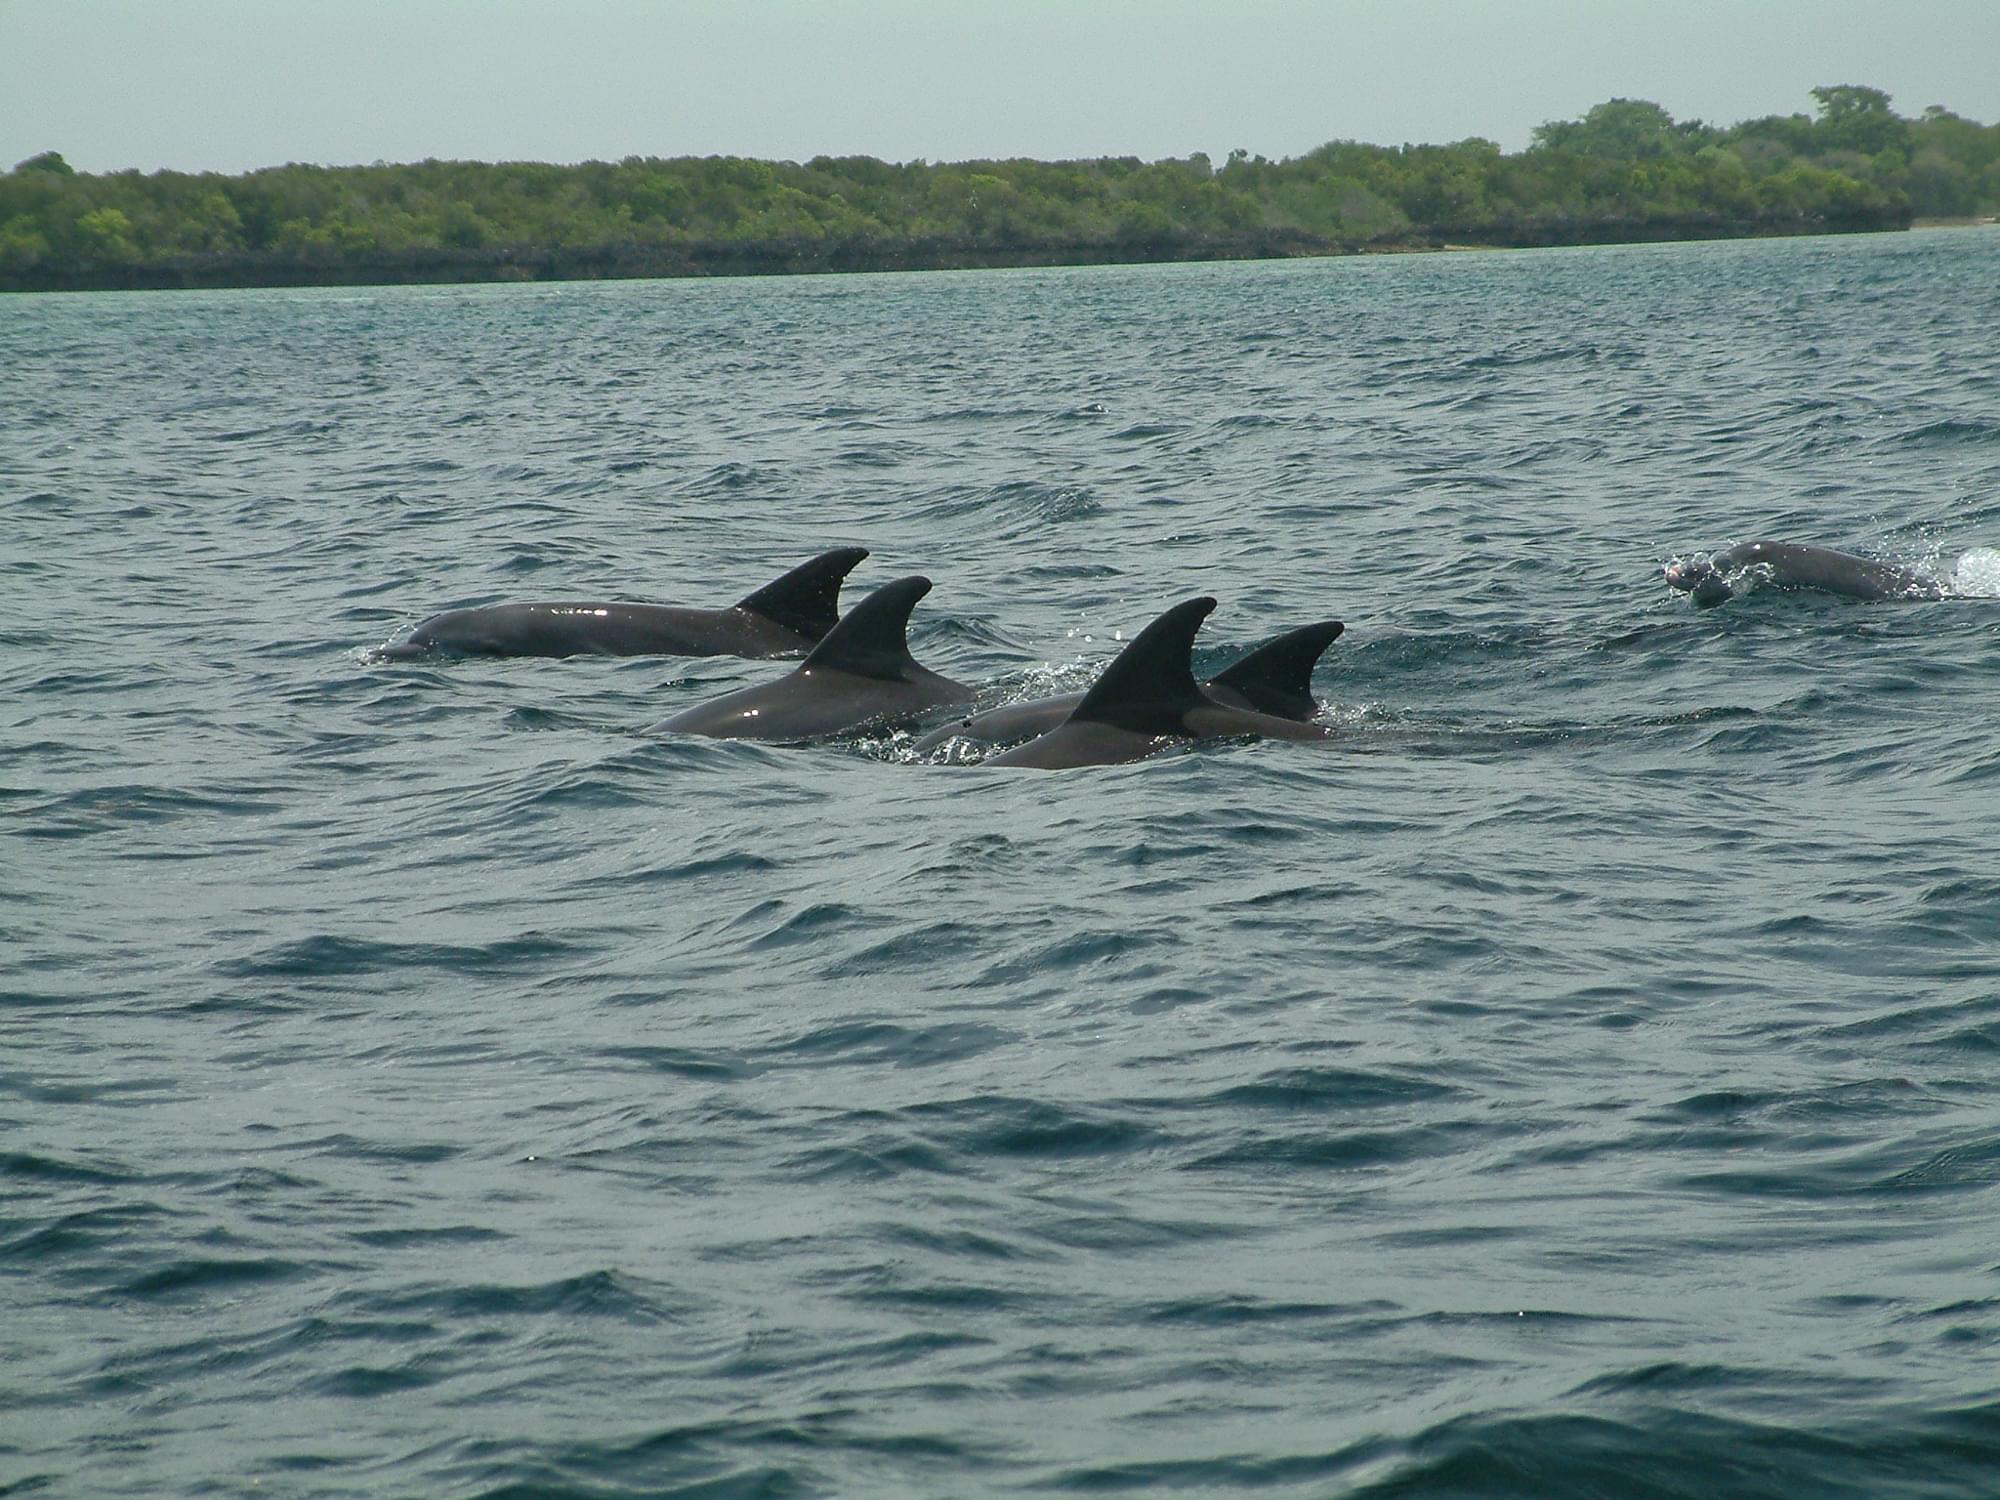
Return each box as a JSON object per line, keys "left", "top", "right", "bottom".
{"left": 735, "top": 546, "right": 870, "bottom": 638}
{"left": 987, "top": 598, "right": 1217, "bottom": 770}
{"left": 653, "top": 576, "right": 973, "bottom": 741}
{"left": 1717, "top": 541, "right": 1942, "bottom": 601}
{"left": 375, "top": 547, "right": 869, "bottom": 660}
{"left": 1203, "top": 619, "right": 1343, "bottom": 720}
{"left": 912, "top": 693, "right": 1084, "bottom": 754}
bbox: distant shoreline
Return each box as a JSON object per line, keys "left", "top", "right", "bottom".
{"left": 0, "top": 214, "right": 1913, "bottom": 295}
{"left": 14, "top": 86, "right": 1984, "bottom": 295}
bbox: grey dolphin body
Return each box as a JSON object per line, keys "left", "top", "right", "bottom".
{"left": 650, "top": 575, "right": 974, "bottom": 741}
{"left": 913, "top": 618, "right": 1344, "bottom": 755}
{"left": 374, "top": 547, "right": 870, "bottom": 660}
{"left": 1664, "top": 541, "right": 1943, "bottom": 607}
{"left": 985, "top": 598, "right": 1335, "bottom": 770}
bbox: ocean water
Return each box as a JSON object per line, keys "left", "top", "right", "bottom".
{"left": 7, "top": 227, "right": 2000, "bottom": 1499}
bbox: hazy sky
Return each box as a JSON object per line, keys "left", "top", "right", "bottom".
{"left": 5, "top": 1, "right": 1997, "bottom": 176}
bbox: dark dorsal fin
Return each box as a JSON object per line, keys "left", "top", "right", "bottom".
{"left": 736, "top": 546, "right": 870, "bottom": 639}
{"left": 1069, "top": 597, "right": 1216, "bottom": 733}
{"left": 1205, "top": 620, "right": 1344, "bottom": 721}
{"left": 798, "top": 575, "right": 931, "bottom": 681}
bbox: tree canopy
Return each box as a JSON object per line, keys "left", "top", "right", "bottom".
{"left": 4, "top": 87, "right": 1994, "bottom": 292}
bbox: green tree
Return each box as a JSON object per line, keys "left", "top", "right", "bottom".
{"left": 438, "top": 199, "right": 492, "bottom": 248}
{"left": 1811, "top": 85, "right": 1909, "bottom": 156}
{"left": 76, "top": 205, "right": 139, "bottom": 262}
{"left": 179, "top": 191, "right": 245, "bottom": 252}
{"left": 1, "top": 84, "right": 1974, "bottom": 292}
{"left": 0, "top": 221, "right": 51, "bottom": 270}
{"left": 1533, "top": 99, "right": 1684, "bottom": 159}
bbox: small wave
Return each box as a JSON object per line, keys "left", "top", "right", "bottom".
{"left": 213, "top": 417, "right": 339, "bottom": 444}
{"left": 910, "top": 479, "right": 1101, "bottom": 529}
{"left": 306, "top": 1363, "right": 445, "bottom": 1398}
{"left": 14, "top": 783, "right": 281, "bottom": 839}
{"left": 362, "top": 1268, "right": 680, "bottom": 1324}
{"left": 215, "top": 932, "right": 583, "bottom": 979}
{"left": 1, "top": 1203, "right": 169, "bottom": 1265}
{"left": 580, "top": 852, "right": 779, "bottom": 891}
{"left": 1014, "top": 560, "right": 1121, "bottom": 582}
{"left": 819, "top": 925, "right": 992, "bottom": 979}
{"left": 736, "top": 901, "right": 865, "bottom": 951}
{"left": 119, "top": 1255, "right": 306, "bottom": 1298}
{"left": 1206, "top": 1066, "right": 1464, "bottom": 1112}
{"left": 1337, "top": 1403, "right": 2000, "bottom": 1500}
{"left": 1189, "top": 1122, "right": 1471, "bottom": 1173}
{"left": 1000, "top": 481, "right": 1100, "bottom": 523}
{"left": 687, "top": 461, "right": 772, "bottom": 492}
{"left": 937, "top": 1096, "right": 1167, "bottom": 1162}
{"left": 834, "top": 441, "right": 918, "bottom": 468}
{"left": 1458, "top": 341, "right": 1600, "bottom": 370}
{"left": 915, "top": 614, "right": 1019, "bottom": 651}
{"left": 751, "top": 1016, "right": 1005, "bottom": 1066}
{"left": 917, "top": 404, "right": 1043, "bottom": 423}
{"left": 0, "top": 1151, "right": 136, "bottom": 1187}
{"left": 1884, "top": 417, "right": 2000, "bottom": 448}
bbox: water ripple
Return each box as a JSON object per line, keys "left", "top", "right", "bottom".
{"left": 6, "top": 229, "right": 2000, "bottom": 1499}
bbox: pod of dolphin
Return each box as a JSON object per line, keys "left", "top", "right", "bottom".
{"left": 374, "top": 538, "right": 1960, "bottom": 770}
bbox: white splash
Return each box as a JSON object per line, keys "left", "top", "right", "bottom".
{"left": 1950, "top": 547, "right": 2000, "bottom": 597}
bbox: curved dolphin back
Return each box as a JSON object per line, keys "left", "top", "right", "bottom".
{"left": 799, "top": 575, "right": 933, "bottom": 681}
{"left": 1069, "top": 596, "right": 1217, "bottom": 733}
{"left": 735, "top": 546, "right": 870, "bottom": 639}
{"left": 1675, "top": 540, "right": 1945, "bottom": 604}
{"left": 1204, "top": 620, "right": 1344, "bottom": 720}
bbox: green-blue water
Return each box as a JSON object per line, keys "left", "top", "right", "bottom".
{"left": 7, "top": 228, "right": 2000, "bottom": 1499}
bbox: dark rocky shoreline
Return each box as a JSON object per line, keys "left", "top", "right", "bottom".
{"left": 0, "top": 211, "right": 1912, "bottom": 294}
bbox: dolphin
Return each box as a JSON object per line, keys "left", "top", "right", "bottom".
{"left": 1664, "top": 541, "right": 1943, "bottom": 607}
{"left": 984, "top": 598, "right": 1335, "bottom": 770}
{"left": 914, "top": 618, "right": 1344, "bottom": 755}
{"left": 650, "top": 575, "right": 974, "bottom": 741}
{"left": 373, "top": 546, "right": 870, "bottom": 660}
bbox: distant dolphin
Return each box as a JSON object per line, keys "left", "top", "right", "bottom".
{"left": 650, "top": 575, "right": 974, "bottom": 741}
{"left": 985, "top": 598, "right": 1335, "bottom": 770}
{"left": 1664, "top": 541, "right": 1943, "bottom": 607}
{"left": 374, "top": 546, "right": 870, "bottom": 660}
{"left": 914, "top": 618, "right": 1344, "bottom": 755}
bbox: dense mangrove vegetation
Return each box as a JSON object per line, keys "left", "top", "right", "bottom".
{"left": 5, "top": 86, "right": 1996, "bottom": 292}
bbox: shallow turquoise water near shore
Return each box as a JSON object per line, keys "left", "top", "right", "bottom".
{"left": 6, "top": 229, "right": 2000, "bottom": 1497}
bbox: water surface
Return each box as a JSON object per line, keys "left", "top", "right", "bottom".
{"left": 7, "top": 228, "right": 2000, "bottom": 1498}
